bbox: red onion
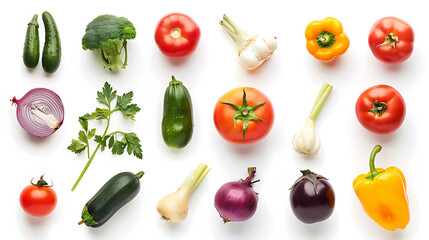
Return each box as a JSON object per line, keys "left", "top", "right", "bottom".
{"left": 11, "top": 88, "right": 64, "bottom": 137}
{"left": 214, "top": 167, "right": 259, "bottom": 223}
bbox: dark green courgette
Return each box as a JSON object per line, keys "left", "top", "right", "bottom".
{"left": 23, "top": 14, "right": 40, "bottom": 69}
{"left": 79, "top": 171, "right": 144, "bottom": 227}
{"left": 42, "top": 11, "right": 61, "bottom": 73}
{"left": 162, "top": 76, "right": 193, "bottom": 149}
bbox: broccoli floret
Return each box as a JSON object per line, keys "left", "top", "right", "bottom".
{"left": 82, "top": 15, "right": 136, "bottom": 71}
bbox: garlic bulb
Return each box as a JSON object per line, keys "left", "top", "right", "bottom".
{"left": 220, "top": 15, "right": 277, "bottom": 70}
{"left": 293, "top": 119, "right": 321, "bottom": 155}
{"left": 292, "top": 83, "right": 332, "bottom": 155}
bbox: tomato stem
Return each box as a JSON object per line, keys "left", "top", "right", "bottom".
{"left": 369, "top": 100, "right": 388, "bottom": 116}
{"left": 219, "top": 88, "right": 266, "bottom": 144}
{"left": 377, "top": 33, "right": 399, "bottom": 49}
{"left": 309, "top": 83, "right": 333, "bottom": 122}
{"left": 31, "top": 174, "right": 53, "bottom": 187}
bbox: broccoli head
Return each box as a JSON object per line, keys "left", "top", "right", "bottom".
{"left": 82, "top": 15, "right": 136, "bottom": 71}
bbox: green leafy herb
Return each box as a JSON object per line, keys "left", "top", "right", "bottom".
{"left": 68, "top": 82, "right": 142, "bottom": 191}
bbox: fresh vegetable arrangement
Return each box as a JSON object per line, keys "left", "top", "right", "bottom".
{"left": 353, "top": 145, "right": 410, "bottom": 231}
{"left": 12, "top": 9, "right": 421, "bottom": 237}
{"left": 368, "top": 17, "right": 414, "bottom": 64}
{"left": 290, "top": 170, "right": 335, "bottom": 224}
{"left": 82, "top": 15, "right": 136, "bottom": 71}
{"left": 41, "top": 11, "right": 61, "bottom": 74}
{"left": 155, "top": 13, "right": 201, "bottom": 58}
{"left": 68, "top": 82, "right": 142, "bottom": 191}
{"left": 11, "top": 88, "right": 64, "bottom": 137}
{"left": 219, "top": 14, "right": 277, "bottom": 70}
{"left": 162, "top": 76, "right": 193, "bottom": 149}
{"left": 355, "top": 85, "right": 406, "bottom": 134}
{"left": 293, "top": 83, "right": 332, "bottom": 155}
{"left": 157, "top": 163, "right": 210, "bottom": 222}
{"left": 214, "top": 87, "right": 274, "bottom": 144}
{"left": 305, "top": 17, "right": 350, "bottom": 62}
{"left": 23, "top": 14, "right": 40, "bottom": 69}
{"left": 20, "top": 175, "right": 57, "bottom": 217}
{"left": 214, "top": 167, "right": 259, "bottom": 223}
{"left": 79, "top": 171, "right": 144, "bottom": 227}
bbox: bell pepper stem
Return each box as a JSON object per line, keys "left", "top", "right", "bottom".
{"left": 366, "top": 145, "right": 384, "bottom": 180}
{"left": 309, "top": 83, "right": 332, "bottom": 121}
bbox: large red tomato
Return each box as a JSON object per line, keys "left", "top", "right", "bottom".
{"left": 355, "top": 85, "right": 406, "bottom": 134}
{"left": 20, "top": 175, "right": 57, "bottom": 217}
{"left": 214, "top": 87, "right": 274, "bottom": 144}
{"left": 368, "top": 17, "right": 414, "bottom": 64}
{"left": 154, "top": 13, "right": 201, "bottom": 59}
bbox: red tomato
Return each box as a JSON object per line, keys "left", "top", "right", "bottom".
{"left": 355, "top": 85, "right": 406, "bottom": 134}
{"left": 368, "top": 17, "right": 414, "bottom": 64}
{"left": 20, "top": 176, "right": 57, "bottom": 217}
{"left": 154, "top": 13, "right": 201, "bottom": 58}
{"left": 214, "top": 87, "right": 274, "bottom": 144}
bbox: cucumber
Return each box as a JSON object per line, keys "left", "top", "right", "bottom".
{"left": 42, "top": 11, "right": 61, "bottom": 73}
{"left": 162, "top": 76, "right": 194, "bottom": 149}
{"left": 23, "top": 14, "right": 40, "bottom": 69}
{"left": 79, "top": 171, "right": 144, "bottom": 227}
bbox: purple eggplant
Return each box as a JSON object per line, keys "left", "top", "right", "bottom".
{"left": 289, "top": 169, "right": 335, "bottom": 224}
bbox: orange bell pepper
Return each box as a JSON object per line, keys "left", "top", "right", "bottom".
{"left": 353, "top": 145, "right": 410, "bottom": 231}
{"left": 305, "top": 17, "right": 350, "bottom": 62}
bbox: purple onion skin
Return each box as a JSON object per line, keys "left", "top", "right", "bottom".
{"left": 214, "top": 168, "right": 258, "bottom": 223}
{"left": 289, "top": 172, "right": 335, "bottom": 224}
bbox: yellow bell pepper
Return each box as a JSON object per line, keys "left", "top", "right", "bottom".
{"left": 305, "top": 17, "right": 350, "bottom": 62}
{"left": 353, "top": 145, "right": 410, "bottom": 231}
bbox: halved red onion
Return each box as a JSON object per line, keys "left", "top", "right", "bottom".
{"left": 11, "top": 88, "right": 64, "bottom": 137}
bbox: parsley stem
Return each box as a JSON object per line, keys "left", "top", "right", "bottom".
{"left": 71, "top": 114, "right": 111, "bottom": 191}
{"left": 107, "top": 131, "right": 126, "bottom": 136}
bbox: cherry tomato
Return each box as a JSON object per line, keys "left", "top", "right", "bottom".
{"left": 20, "top": 175, "right": 57, "bottom": 217}
{"left": 368, "top": 17, "right": 414, "bottom": 64}
{"left": 154, "top": 13, "right": 201, "bottom": 58}
{"left": 214, "top": 87, "right": 274, "bottom": 144}
{"left": 355, "top": 85, "right": 406, "bottom": 134}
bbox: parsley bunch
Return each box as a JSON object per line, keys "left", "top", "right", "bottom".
{"left": 68, "top": 82, "right": 142, "bottom": 191}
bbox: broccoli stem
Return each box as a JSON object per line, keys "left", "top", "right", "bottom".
{"left": 100, "top": 40, "right": 127, "bottom": 71}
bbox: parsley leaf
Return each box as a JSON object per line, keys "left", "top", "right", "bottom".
{"left": 67, "top": 139, "right": 87, "bottom": 153}
{"left": 111, "top": 141, "right": 126, "bottom": 155}
{"left": 97, "top": 82, "right": 117, "bottom": 107}
{"left": 116, "top": 92, "right": 141, "bottom": 120}
{"left": 78, "top": 130, "right": 88, "bottom": 143}
{"left": 78, "top": 117, "right": 88, "bottom": 132}
{"left": 124, "top": 133, "right": 143, "bottom": 159}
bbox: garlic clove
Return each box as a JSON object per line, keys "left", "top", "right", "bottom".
{"left": 250, "top": 37, "right": 271, "bottom": 58}
{"left": 261, "top": 35, "right": 277, "bottom": 51}
{"left": 239, "top": 50, "right": 260, "bottom": 70}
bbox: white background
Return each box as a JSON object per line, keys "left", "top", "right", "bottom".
{"left": 2, "top": 0, "right": 427, "bottom": 239}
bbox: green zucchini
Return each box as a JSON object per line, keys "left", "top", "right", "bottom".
{"left": 42, "top": 11, "right": 61, "bottom": 73}
{"left": 162, "top": 76, "right": 193, "bottom": 149}
{"left": 79, "top": 171, "right": 144, "bottom": 227}
{"left": 23, "top": 14, "right": 40, "bottom": 69}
